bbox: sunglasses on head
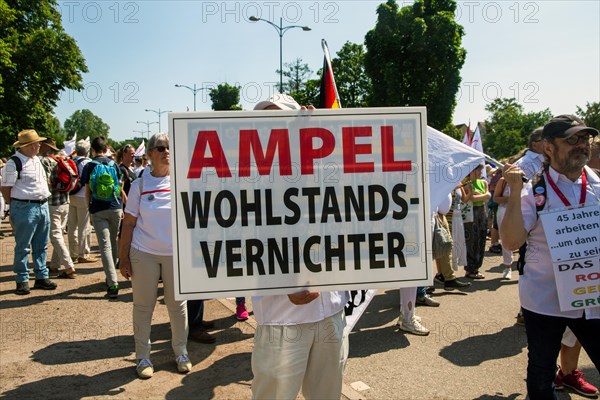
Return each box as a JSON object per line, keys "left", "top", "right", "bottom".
{"left": 152, "top": 145, "right": 169, "bottom": 152}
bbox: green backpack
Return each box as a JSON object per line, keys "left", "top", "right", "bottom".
{"left": 90, "top": 160, "right": 120, "bottom": 201}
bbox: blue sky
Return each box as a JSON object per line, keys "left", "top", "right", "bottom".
{"left": 54, "top": 1, "right": 600, "bottom": 142}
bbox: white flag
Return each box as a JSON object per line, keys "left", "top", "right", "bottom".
{"left": 62, "top": 133, "right": 77, "bottom": 156}
{"left": 345, "top": 126, "right": 486, "bottom": 333}
{"left": 134, "top": 140, "right": 145, "bottom": 156}
{"left": 427, "top": 126, "right": 485, "bottom": 213}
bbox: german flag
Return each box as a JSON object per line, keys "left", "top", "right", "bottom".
{"left": 319, "top": 39, "right": 341, "bottom": 109}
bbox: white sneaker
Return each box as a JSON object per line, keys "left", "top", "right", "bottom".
{"left": 136, "top": 358, "right": 154, "bottom": 379}
{"left": 502, "top": 267, "right": 512, "bottom": 280}
{"left": 396, "top": 313, "right": 421, "bottom": 326}
{"left": 416, "top": 294, "right": 440, "bottom": 307}
{"left": 399, "top": 315, "right": 430, "bottom": 336}
{"left": 176, "top": 354, "right": 192, "bottom": 373}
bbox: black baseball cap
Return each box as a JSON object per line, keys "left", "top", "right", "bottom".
{"left": 542, "top": 114, "right": 599, "bottom": 140}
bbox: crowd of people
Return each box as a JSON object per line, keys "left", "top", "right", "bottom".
{"left": 1, "top": 98, "right": 599, "bottom": 399}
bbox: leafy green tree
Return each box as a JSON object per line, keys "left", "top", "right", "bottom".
{"left": 331, "top": 41, "right": 371, "bottom": 108}
{"left": 63, "top": 109, "right": 110, "bottom": 143}
{"left": 0, "top": 0, "right": 87, "bottom": 157}
{"left": 209, "top": 83, "right": 242, "bottom": 111}
{"left": 364, "top": 0, "right": 466, "bottom": 129}
{"left": 279, "top": 58, "right": 313, "bottom": 94}
{"left": 483, "top": 98, "right": 552, "bottom": 159}
{"left": 576, "top": 101, "right": 600, "bottom": 130}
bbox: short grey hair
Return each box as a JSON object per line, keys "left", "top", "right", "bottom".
{"left": 148, "top": 132, "right": 169, "bottom": 150}
{"left": 75, "top": 139, "right": 90, "bottom": 156}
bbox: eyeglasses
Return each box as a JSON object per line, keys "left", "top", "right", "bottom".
{"left": 564, "top": 134, "right": 593, "bottom": 146}
{"left": 152, "top": 145, "right": 169, "bottom": 152}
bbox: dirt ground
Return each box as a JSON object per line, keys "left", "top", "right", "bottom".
{"left": 0, "top": 218, "right": 257, "bottom": 399}
{"left": 1, "top": 216, "right": 598, "bottom": 400}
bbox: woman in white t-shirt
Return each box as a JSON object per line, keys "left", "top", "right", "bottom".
{"left": 118, "top": 133, "right": 190, "bottom": 379}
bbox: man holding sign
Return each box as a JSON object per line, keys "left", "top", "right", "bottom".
{"left": 501, "top": 114, "right": 600, "bottom": 400}
{"left": 250, "top": 95, "right": 349, "bottom": 400}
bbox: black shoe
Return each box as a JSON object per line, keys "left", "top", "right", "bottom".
{"left": 33, "top": 279, "right": 57, "bottom": 290}
{"left": 188, "top": 329, "right": 216, "bottom": 344}
{"left": 444, "top": 278, "right": 472, "bottom": 290}
{"left": 434, "top": 273, "right": 445, "bottom": 285}
{"left": 107, "top": 284, "right": 119, "bottom": 299}
{"left": 425, "top": 286, "right": 435, "bottom": 294}
{"left": 16, "top": 281, "right": 31, "bottom": 295}
{"left": 201, "top": 320, "right": 215, "bottom": 330}
{"left": 488, "top": 244, "right": 502, "bottom": 254}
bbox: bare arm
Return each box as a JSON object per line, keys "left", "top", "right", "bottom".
{"left": 0, "top": 186, "right": 11, "bottom": 205}
{"left": 118, "top": 213, "right": 137, "bottom": 280}
{"left": 499, "top": 164, "right": 528, "bottom": 250}
{"left": 493, "top": 178, "right": 509, "bottom": 204}
{"left": 85, "top": 185, "right": 91, "bottom": 208}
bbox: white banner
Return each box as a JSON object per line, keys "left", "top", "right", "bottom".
{"left": 539, "top": 204, "right": 600, "bottom": 311}
{"left": 169, "top": 107, "right": 431, "bottom": 300}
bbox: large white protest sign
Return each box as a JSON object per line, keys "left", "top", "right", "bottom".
{"left": 169, "top": 107, "right": 431, "bottom": 300}
{"left": 539, "top": 204, "right": 600, "bottom": 311}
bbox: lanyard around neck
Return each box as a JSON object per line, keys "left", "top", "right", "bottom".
{"left": 544, "top": 170, "right": 587, "bottom": 207}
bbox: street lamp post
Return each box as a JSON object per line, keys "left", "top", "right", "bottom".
{"left": 144, "top": 108, "right": 172, "bottom": 133}
{"left": 174, "top": 83, "right": 207, "bottom": 112}
{"left": 249, "top": 16, "right": 311, "bottom": 92}
{"left": 136, "top": 120, "right": 158, "bottom": 139}
{"left": 132, "top": 129, "right": 145, "bottom": 139}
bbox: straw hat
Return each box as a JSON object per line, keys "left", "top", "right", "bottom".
{"left": 42, "top": 137, "right": 59, "bottom": 151}
{"left": 13, "top": 129, "right": 47, "bottom": 149}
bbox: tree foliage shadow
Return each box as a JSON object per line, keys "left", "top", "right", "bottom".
{"left": 439, "top": 324, "right": 527, "bottom": 366}
{"left": 1, "top": 367, "right": 135, "bottom": 399}
{"left": 348, "top": 289, "right": 411, "bottom": 358}
{"left": 0, "top": 280, "right": 133, "bottom": 309}
{"left": 166, "top": 352, "right": 253, "bottom": 400}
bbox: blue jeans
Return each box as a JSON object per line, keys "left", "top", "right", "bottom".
{"left": 522, "top": 308, "right": 600, "bottom": 400}
{"left": 236, "top": 297, "right": 245, "bottom": 306}
{"left": 91, "top": 208, "right": 122, "bottom": 286}
{"left": 10, "top": 200, "right": 50, "bottom": 283}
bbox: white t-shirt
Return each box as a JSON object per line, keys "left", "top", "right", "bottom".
{"left": 519, "top": 165, "right": 600, "bottom": 319}
{"left": 0, "top": 152, "right": 50, "bottom": 200}
{"left": 124, "top": 173, "right": 172, "bottom": 256}
{"left": 252, "top": 291, "right": 348, "bottom": 325}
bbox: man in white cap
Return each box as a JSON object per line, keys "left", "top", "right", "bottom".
{"left": 501, "top": 115, "right": 599, "bottom": 399}
{"left": 249, "top": 94, "right": 349, "bottom": 400}
{"left": 0, "top": 129, "right": 57, "bottom": 295}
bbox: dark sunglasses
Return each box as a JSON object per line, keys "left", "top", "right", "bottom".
{"left": 564, "top": 134, "right": 593, "bottom": 146}
{"left": 152, "top": 145, "right": 169, "bottom": 152}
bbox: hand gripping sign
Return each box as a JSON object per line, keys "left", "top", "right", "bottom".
{"left": 169, "top": 107, "right": 431, "bottom": 300}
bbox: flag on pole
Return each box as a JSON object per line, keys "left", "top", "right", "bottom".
{"left": 318, "top": 39, "right": 341, "bottom": 109}
{"left": 462, "top": 125, "right": 472, "bottom": 146}
{"left": 467, "top": 124, "right": 486, "bottom": 178}
{"left": 134, "top": 140, "right": 145, "bottom": 156}
{"left": 61, "top": 133, "right": 77, "bottom": 156}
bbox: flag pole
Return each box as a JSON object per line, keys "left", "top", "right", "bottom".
{"left": 321, "top": 39, "right": 342, "bottom": 108}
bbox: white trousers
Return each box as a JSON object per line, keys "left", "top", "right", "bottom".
{"left": 49, "top": 203, "right": 74, "bottom": 269}
{"left": 67, "top": 195, "right": 91, "bottom": 259}
{"left": 131, "top": 249, "right": 188, "bottom": 360}
{"left": 399, "top": 287, "right": 417, "bottom": 323}
{"left": 251, "top": 310, "right": 348, "bottom": 400}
